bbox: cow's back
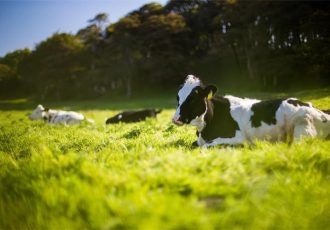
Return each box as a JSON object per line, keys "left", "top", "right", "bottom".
{"left": 225, "top": 97, "right": 293, "bottom": 142}
{"left": 49, "top": 111, "right": 84, "bottom": 124}
{"left": 229, "top": 97, "right": 328, "bottom": 142}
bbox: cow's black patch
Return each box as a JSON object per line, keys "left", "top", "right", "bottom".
{"left": 322, "top": 109, "right": 330, "bottom": 115}
{"left": 191, "top": 141, "right": 199, "bottom": 148}
{"left": 48, "top": 115, "right": 54, "bottom": 123}
{"left": 200, "top": 97, "right": 240, "bottom": 141}
{"left": 326, "top": 134, "right": 330, "bottom": 140}
{"left": 287, "top": 99, "right": 310, "bottom": 107}
{"left": 250, "top": 99, "right": 284, "bottom": 128}
{"left": 106, "top": 109, "right": 161, "bottom": 124}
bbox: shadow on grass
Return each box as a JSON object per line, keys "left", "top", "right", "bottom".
{"left": 1, "top": 88, "right": 328, "bottom": 111}
{"left": 0, "top": 94, "right": 176, "bottom": 111}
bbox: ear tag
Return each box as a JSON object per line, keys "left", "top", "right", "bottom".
{"left": 207, "top": 91, "right": 213, "bottom": 100}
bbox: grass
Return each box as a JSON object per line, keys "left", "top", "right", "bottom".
{"left": 0, "top": 89, "right": 330, "bottom": 229}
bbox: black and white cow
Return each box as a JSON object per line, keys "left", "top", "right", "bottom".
{"left": 172, "top": 75, "right": 330, "bottom": 147}
{"left": 106, "top": 109, "right": 162, "bottom": 124}
{"left": 29, "top": 104, "right": 93, "bottom": 125}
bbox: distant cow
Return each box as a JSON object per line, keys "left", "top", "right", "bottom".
{"left": 29, "top": 104, "right": 93, "bottom": 125}
{"left": 106, "top": 109, "right": 162, "bottom": 124}
{"left": 172, "top": 75, "right": 330, "bottom": 147}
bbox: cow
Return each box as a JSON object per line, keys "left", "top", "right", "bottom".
{"left": 172, "top": 75, "right": 330, "bottom": 147}
{"left": 106, "top": 109, "right": 162, "bottom": 124}
{"left": 29, "top": 104, "right": 94, "bottom": 125}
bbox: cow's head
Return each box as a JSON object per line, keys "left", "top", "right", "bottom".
{"left": 29, "top": 104, "right": 46, "bottom": 120}
{"left": 172, "top": 75, "right": 217, "bottom": 126}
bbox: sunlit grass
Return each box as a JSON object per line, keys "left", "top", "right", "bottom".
{"left": 0, "top": 90, "right": 329, "bottom": 229}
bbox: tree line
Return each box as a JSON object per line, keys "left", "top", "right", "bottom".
{"left": 0, "top": 0, "right": 329, "bottom": 99}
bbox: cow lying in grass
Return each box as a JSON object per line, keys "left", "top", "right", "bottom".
{"left": 29, "top": 104, "right": 93, "bottom": 125}
{"left": 172, "top": 75, "right": 330, "bottom": 147}
{"left": 106, "top": 109, "right": 162, "bottom": 124}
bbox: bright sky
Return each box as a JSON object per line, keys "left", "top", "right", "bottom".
{"left": 0, "top": 0, "right": 168, "bottom": 57}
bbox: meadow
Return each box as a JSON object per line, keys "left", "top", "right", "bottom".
{"left": 0, "top": 89, "right": 330, "bottom": 230}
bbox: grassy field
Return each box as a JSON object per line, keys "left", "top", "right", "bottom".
{"left": 0, "top": 89, "right": 330, "bottom": 230}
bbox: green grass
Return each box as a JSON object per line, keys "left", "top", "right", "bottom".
{"left": 0, "top": 89, "right": 330, "bottom": 230}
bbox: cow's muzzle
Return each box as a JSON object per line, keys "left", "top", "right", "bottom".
{"left": 172, "top": 118, "right": 184, "bottom": 126}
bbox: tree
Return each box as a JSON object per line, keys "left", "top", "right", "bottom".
{"left": 0, "top": 64, "right": 13, "bottom": 82}
{"left": 88, "top": 13, "right": 109, "bottom": 30}
{"left": 2, "top": 0, "right": 330, "bottom": 99}
{"left": 129, "top": 2, "right": 163, "bottom": 19}
{"left": 106, "top": 14, "right": 142, "bottom": 98}
{"left": 0, "top": 49, "right": 31, "bottom": 69}
{"left": 77, "top": 24, "right": 102, "bottom": 47}
{"left": 0, "top": 49, "right": 31, "bottom": 97}
{"left": 20, "top": 33, "right": 86, "bottom": 99}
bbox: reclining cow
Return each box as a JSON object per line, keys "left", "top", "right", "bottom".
{"left": 106, "top": 109, "right": 162, "bottom": 124}
{"left": 172, "top": 75, "right": 330, "bottom": 147}
{"left": 29, "top": 104, "right": 93, "bottom": 125}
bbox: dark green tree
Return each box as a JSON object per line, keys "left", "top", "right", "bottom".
{"left": 0, "top": 49, "right": 31, "bottom": 97}
{"left": 88, "top": 13, "right": 109, "bottom": 29}
{"left": 19, "top": 33, "right": 86, "bottom": 99}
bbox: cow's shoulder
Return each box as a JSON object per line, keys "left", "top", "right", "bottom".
{"left": 224, "top": 95, "right": 260, "bottom": 107}
{"left": 201, "top": 96, "right": 240, "bottom": 142}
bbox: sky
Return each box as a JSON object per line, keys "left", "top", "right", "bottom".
{"left": 0, "top": 0, "right": 167, "bottom": 57}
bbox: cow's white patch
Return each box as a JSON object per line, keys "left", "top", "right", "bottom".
{"left": 173, "top": 75, "right": 201, "bottom": 121}
{"left": 118, "top": 114, "right": 123, "bottom": 119}
{"left": 190, "top": 100, "right": 207, "bottom": 131}
{"left": 203, "top": 130, "right": 245, "bottom": 147}
{"left": 197, "top": 133, "right": 206, "bottom": 146}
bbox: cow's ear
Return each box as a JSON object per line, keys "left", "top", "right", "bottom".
{"left": 204, "top": 85, "right": 217, "bottom": 99}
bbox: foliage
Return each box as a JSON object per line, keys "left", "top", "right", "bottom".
{"left": 0, "top": 64, "right": 13, "bottom": 81}
{"left": 0, "top": 49, "right": 31, "bottom": 96}
{"left": 88, "top": 12, "right": 109, "bottom": 28}
{"left": 0, "top": 90, "right": 330, "bottom": 229}
{"left": 0, "top": 0, "right": 329, "bottom": 99}
{"left": 0, "top": 48, "right": 31, "bottom": 69}
{"left": 18, "top": 33, "right": 87, "bottom": 100}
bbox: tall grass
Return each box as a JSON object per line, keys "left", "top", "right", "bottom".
{"left": 0, "top": 90, "right": 329, "bottom": 229}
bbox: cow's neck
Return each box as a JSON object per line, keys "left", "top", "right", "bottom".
{"left": 42, "top": 112, "right": 53, "bottom": 123}
{"left": 204, "top": 99, "right": 214, "bottom": 124}
{"left": 191, "top": 99, "right": 214, "bottom": 132}
{"left": 199, "top": 96, "right": 240, "bottom": 143}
